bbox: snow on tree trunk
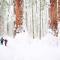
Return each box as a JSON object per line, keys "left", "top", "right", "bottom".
{"left": 49, "top": 0, "right": 58, "bottom": 37}
{"left": 0, "top": 0, "right": 4, "bottom": 36}
{"left": 0, "top": 0, "right": 15, "bottom": 37}
{"left": 7, "top": 1, "right": 15, "bottom": 37}
{"left": 23, "top": 0, "right": 50, "bottom": 39}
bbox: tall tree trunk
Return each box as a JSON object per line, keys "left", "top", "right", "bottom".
{"left": 0, "top": 0, "right": 4, "bottom": 36}
{"left": 16, "top": 0, "right": 23, "bottom": 29}
{"left": 49, "top": 0, "right": 58, "bottom": 36}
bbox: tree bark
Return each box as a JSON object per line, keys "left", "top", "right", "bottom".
{"left": 16, "top": 0, "right": 23, "bottom": 29}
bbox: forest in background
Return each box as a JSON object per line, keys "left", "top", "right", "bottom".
{"left": 0, "top": 0, "right": 60, "bottom": 39}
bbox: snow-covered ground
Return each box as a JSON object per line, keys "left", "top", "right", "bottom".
{"left": 0, "top": 31, "right": 60, "bottom": 60}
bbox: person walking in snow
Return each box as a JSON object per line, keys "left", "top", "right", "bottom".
{"left": 4, "top": 39, "right": 8, "bottom": 46}
{"left": 0, "top": 37, "right": 4, "bottom": 45}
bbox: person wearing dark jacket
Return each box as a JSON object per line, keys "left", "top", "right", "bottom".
{"left": 0, "top": 37, "right": 4, "bottom": 45}
{"left": 4, "top": 39, "right": 8, "bottom": 46}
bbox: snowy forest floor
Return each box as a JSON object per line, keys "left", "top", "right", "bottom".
{"left": 0, "top": 31, "right": 60, "bottom": 60}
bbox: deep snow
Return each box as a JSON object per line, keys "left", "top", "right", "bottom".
{"left": 0, "top": 31, "right": 60, "bottom": 60}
